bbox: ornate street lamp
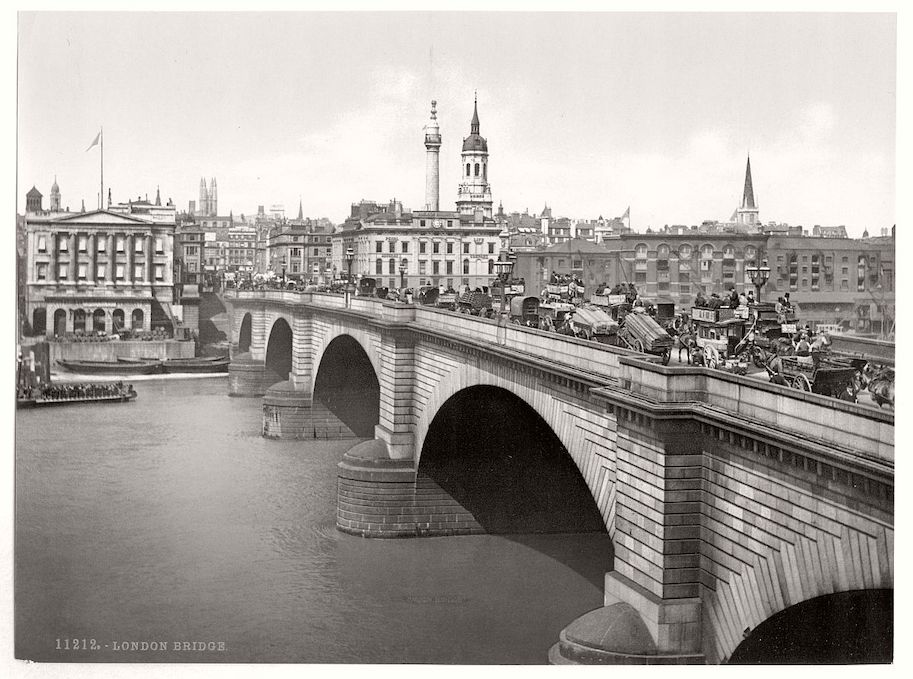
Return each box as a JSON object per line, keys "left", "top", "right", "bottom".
{"left": 492, "top": 252, "right": 516, "bottom": 316}
{"left": 345, "top": 247, "right": 355, "bottom": 306}
{"left": 399, "top": 260, "right": 408, "bottom": 291}
{"left": 745, "top": 256, "right": 770, "bottom": 303}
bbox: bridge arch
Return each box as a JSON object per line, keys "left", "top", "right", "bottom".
{"left": 238, "top": 313, "right": 252, "bottom": 354}
{"left": 264, "top": 317, "right": 293, "bottom": 386}
{"left": 727, "top": 588, "right": 892, "bottom": 664}
{"left": 418, "top": 384, "right": 606, "bottom": 534}
{"left": 312, "top": 334, "right": 380, "bottom": 438}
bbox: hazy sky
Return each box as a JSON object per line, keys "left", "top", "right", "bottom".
{"left": 17, "top": 11, "right": 896, "bottom": 236}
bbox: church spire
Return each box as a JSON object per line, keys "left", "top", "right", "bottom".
{"left": 470, "top": 91, "right": 480, "bottom": 135}
{"left": 741, "top": 155, "right": 756, "bottom": 210}
{"left": 297, "top": 197, "right": 303, "bottom": 221}
{"left": 155, "top": 185, "right": 161, "bottom": 206}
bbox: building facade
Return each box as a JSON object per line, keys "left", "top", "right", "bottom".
{"left": 23, "top": 185, "right": 178, "bottom": 337}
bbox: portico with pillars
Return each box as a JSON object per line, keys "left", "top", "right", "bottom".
{"left": 24, "top": 209, "right": 175, "bottom": 337}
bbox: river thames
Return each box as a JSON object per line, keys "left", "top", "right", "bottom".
{"left": 15, "top": 376, "right": 613, "bottom": 664}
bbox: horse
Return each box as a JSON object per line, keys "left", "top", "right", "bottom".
{"left": 866, "top": 366, "right": 895, "bottom": 408}
{"left": 674, "top": 326, "right": 698, "bottom": 364}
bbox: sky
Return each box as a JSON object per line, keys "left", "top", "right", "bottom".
{"left": 16, "top": 11, "right": 897, "bottom": 237}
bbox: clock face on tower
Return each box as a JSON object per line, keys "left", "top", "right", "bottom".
{"left": 432, "top": 219, "right": 443, "bottom": 228}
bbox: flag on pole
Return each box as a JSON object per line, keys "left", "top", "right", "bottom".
{"left": 622, "top": 206, "right": 630, "bottom": 220}
{"left": 86, "top": 130, "right": 101, "bottom": 152}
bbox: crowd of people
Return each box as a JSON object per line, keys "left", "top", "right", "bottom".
{"left": 18, "top": 381, "right": 133, "bottom": 401}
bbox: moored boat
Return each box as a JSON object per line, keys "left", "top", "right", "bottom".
{"left": 161, "top": 356, "right": 230, "bottom": 373}
{"left": 57, "top": 359, "right": 162, "bottom": 375}
{"left": 17, "top": 383, "right": 138, "bottom": 408}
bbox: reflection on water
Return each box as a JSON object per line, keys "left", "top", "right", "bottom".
{"left": 16, "top": 377, "right": 612, "bottom": 663}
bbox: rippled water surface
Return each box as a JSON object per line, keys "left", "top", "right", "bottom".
{"left": 16, "top": 377, "right": 612, "bottom": 664}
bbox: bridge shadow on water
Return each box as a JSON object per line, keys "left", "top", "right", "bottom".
{"left": 418, "top": 385, "right": 613, "bottom": 589}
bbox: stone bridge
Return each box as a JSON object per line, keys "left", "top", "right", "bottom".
{"left": 224, "top": 290, "right": 894, "bottom": 664}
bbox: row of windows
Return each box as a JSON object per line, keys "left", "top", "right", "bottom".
{"left": 374, "top": 258, "right": 497, "bottom": 276}
{"left": 37, "top": 234, "right": 165, "bottom": 254}
{"left": 374, "top": 240, "right": 496, "bottom": 255}
{"left": 35, "top": 262, "right": 165, "bottom": 281}
{"left": 633, "top": 244, "right": 760, "bottom": 260}
{"left": 465, "top": 162, "right": 487, "bottom": 180}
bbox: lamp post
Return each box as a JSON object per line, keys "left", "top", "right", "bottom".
{"left": 745, "top": 257, "right": 770, "bottom": 304}
{"left": 492, "top": 253, "right": 516, "bottom": 317}
{"left": 345, "top": 247, "right": 355, "bottom": 306}
{"left": 399, "top": 260, "right": 407, "bottom": 292}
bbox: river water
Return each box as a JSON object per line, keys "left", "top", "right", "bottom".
{"left": 15, "top": 377, "right": 613, "bottom": 664}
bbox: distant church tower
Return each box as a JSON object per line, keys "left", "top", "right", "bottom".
{"left": 25, "top": 186, "right": 43, "bottom": 213}
{"left": 209, "top": 177, "right": 218, "bottom": 216}
{"left": 198, "top": 178, "right": 208, "bottom": 216}
{"left": 736, "top": 155, "right": 759, "bottom": 228}
{"left": 456, "top": 94, "right": 493, "bottom": 218}
{"left": 424, "top": 100, "right": 441, "bottom": 211}
{"left": 50, "top": 176, "right": 61, "bottom": 211}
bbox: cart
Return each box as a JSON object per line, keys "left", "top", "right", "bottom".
{"left": 618, "top": 312, "right": 673, "bottom": 364}
{"left": 570, "top": 305, "right": 620, "bottom": 344}
{"left": 771, "top": 355, "right": 858, "bottom": 401}
{"left": 418, "top": 286, "right": 439, "bottom": 306}
{"left": 456, "top": 290, "right": 494, "bottom": 317}
{"left": 537, "top": 301, "right": 575, "bottom": 332}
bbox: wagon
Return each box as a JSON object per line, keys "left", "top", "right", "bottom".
{"left": 537, "top": 301, "right": 575, "bottom": 332}
{"left": 772, "top": 355, "right": 858, "bottom": 401}
{"left": 618, "top": 312, "right": 673, "bottom": 364}
{"left": 456, "top": 290, "right": 494, "bottom": 317}
{"left": 436, "top": 291, "right": 458, "bottom": 310}
{"left": 570, "top": 305, "right": 619, "bottom": 344}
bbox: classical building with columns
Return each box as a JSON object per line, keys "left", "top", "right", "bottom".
{"left": 23, "top": 188, "right": 177, "bottom": 337}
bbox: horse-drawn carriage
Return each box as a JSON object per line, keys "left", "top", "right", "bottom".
{"left": 617, "top": 311, "right": 673, "bottom": 365}
{"left": 456, "top": 290, "right": 494, "bottom": 317}
{"left": 767, "top": 354, "right": 859, "bottom": 401}
{"left": 686, "top": 306, "right": 755, "bottom": 368}
{"left": 825, "top": 333, "right": 895, "bottom": 408}
{"left": 509, "top": 295, "right": 540, "bottom": 327}
{"left": 537, "top": 301, "right": 575, "bottom": 332}
{"left": 568, "top": 305, "right": 619, "bottom": 344}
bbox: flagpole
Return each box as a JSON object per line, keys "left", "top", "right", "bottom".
{"left": 100, "top": 127, "right": 104, "bottom": 210}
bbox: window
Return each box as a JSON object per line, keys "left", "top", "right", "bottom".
{"left": 841, "top": 280, "right": 849, "bottom": 291}
{"left": 375, "top": 241, "right": 383, "bottom": 253}
{"left": 36, "top": 263, "right": 47, "bottom": 280}
{"left": 37, "top": 235, "right": 47, "bottom": 253}
{"left": 433, "top": 242, "right": 440, "bottom": 254}
{"left": 635, "top": 244, "right": 648, "bottom": 259}
{"left": 376, "top": 259, "right": 383, "bottom": 275}
{"left": 446, "top": 261, "right": 453, "bottom": 275}
{"left": 96, "top": 263, "right": 106, "bottom": 279}
{"left": 842, "top": 256, "right": 849, "bottom": 264}
{"left": 488, "top": 242, "right": 494, "bottom": 254}
{"left": 802, "top": 278, "right": 808, "bottom": 288}
{"left": 446, "top": 242, "right": 454, "bottom": 254}
{"left": 463, "top": 242, "right": 470, "bottom": 254}
{"left": 154, "top": 264, "right": 165, "bottom": 281}
{"left": 701, "top": 244, "right": 714, "bottom": 259}
{"left": 419, "top": 260, "right": 427, "bottom": 275}
{"left": 313, "top": 248, "right": 319, "bottom": 256}
{"left": 433, "top": 261, "right": 440, "bottom": 275}
{"left": 447, "top": 220, "right": 453, "bottom": 227}
{"left": 466, "top": 163, "right": 471, "bottom": 176}
{"left": 419, "top": 241, "right": 427, "bottom": 254}
{"left": 154, "top": 237, "right": 164, "bottom": 254}
{"left": 58, "top": 263, "right": 68, "bottom": 279}
{"left": 420, "top": 220, "right": 426, "bottom": 227}
{"left": 59, "top": 235, "right": 68, "bottom": 251}
{"left": 134, "top": 264, "right": 144, "bottom": 280}
{"left": 388, "top": 258, "right": 396, "bottom": 274}
{"left": 679, "top": 244, "right": 692, "bottom": 258}
{"left": 634, "top": 271, "right": 647, "bottom": 283}
{"left": 389, "top": 241, "right": 396, "bottom": 253}
{"left": 135, "top": 238, "right": 144, "bottom": 253}
{"left": 573, "top": 259, "right": 582, "bottom": 268}
{"left": 558, "top": 259, "right": 565, "bottom": 267}
{"left": 723, "top": 245, "right": 735, "bottom": 259}
{"left": 116, "top": 264, "right": 125, "bottom": 280}
{"left": 488, "top": 259, "right": 494, "bottom": 274}
{"left": 463, "top": 259, "right": 470, "bottom": 275}
{"left": 78, "top": 235, "right": 88, "bottom": 252}
{"left": 474, "top": 163, "right": 480, "bottom": 176}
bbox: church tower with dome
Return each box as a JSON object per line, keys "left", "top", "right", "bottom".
{"left": 456, "top": 94, "right": 493, "bottom": 219}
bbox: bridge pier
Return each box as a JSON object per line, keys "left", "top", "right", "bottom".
{"left": 550, "top": 412, "right": 706, "bottom": 664}
{"left": 227, "top": 354, "right": 271, "bottom": 397}
{"left": 262, "top": 380, "right": 364, "bottom": 440}
{"left": 336, "top": 437, "right": 483, "bottom": 538}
